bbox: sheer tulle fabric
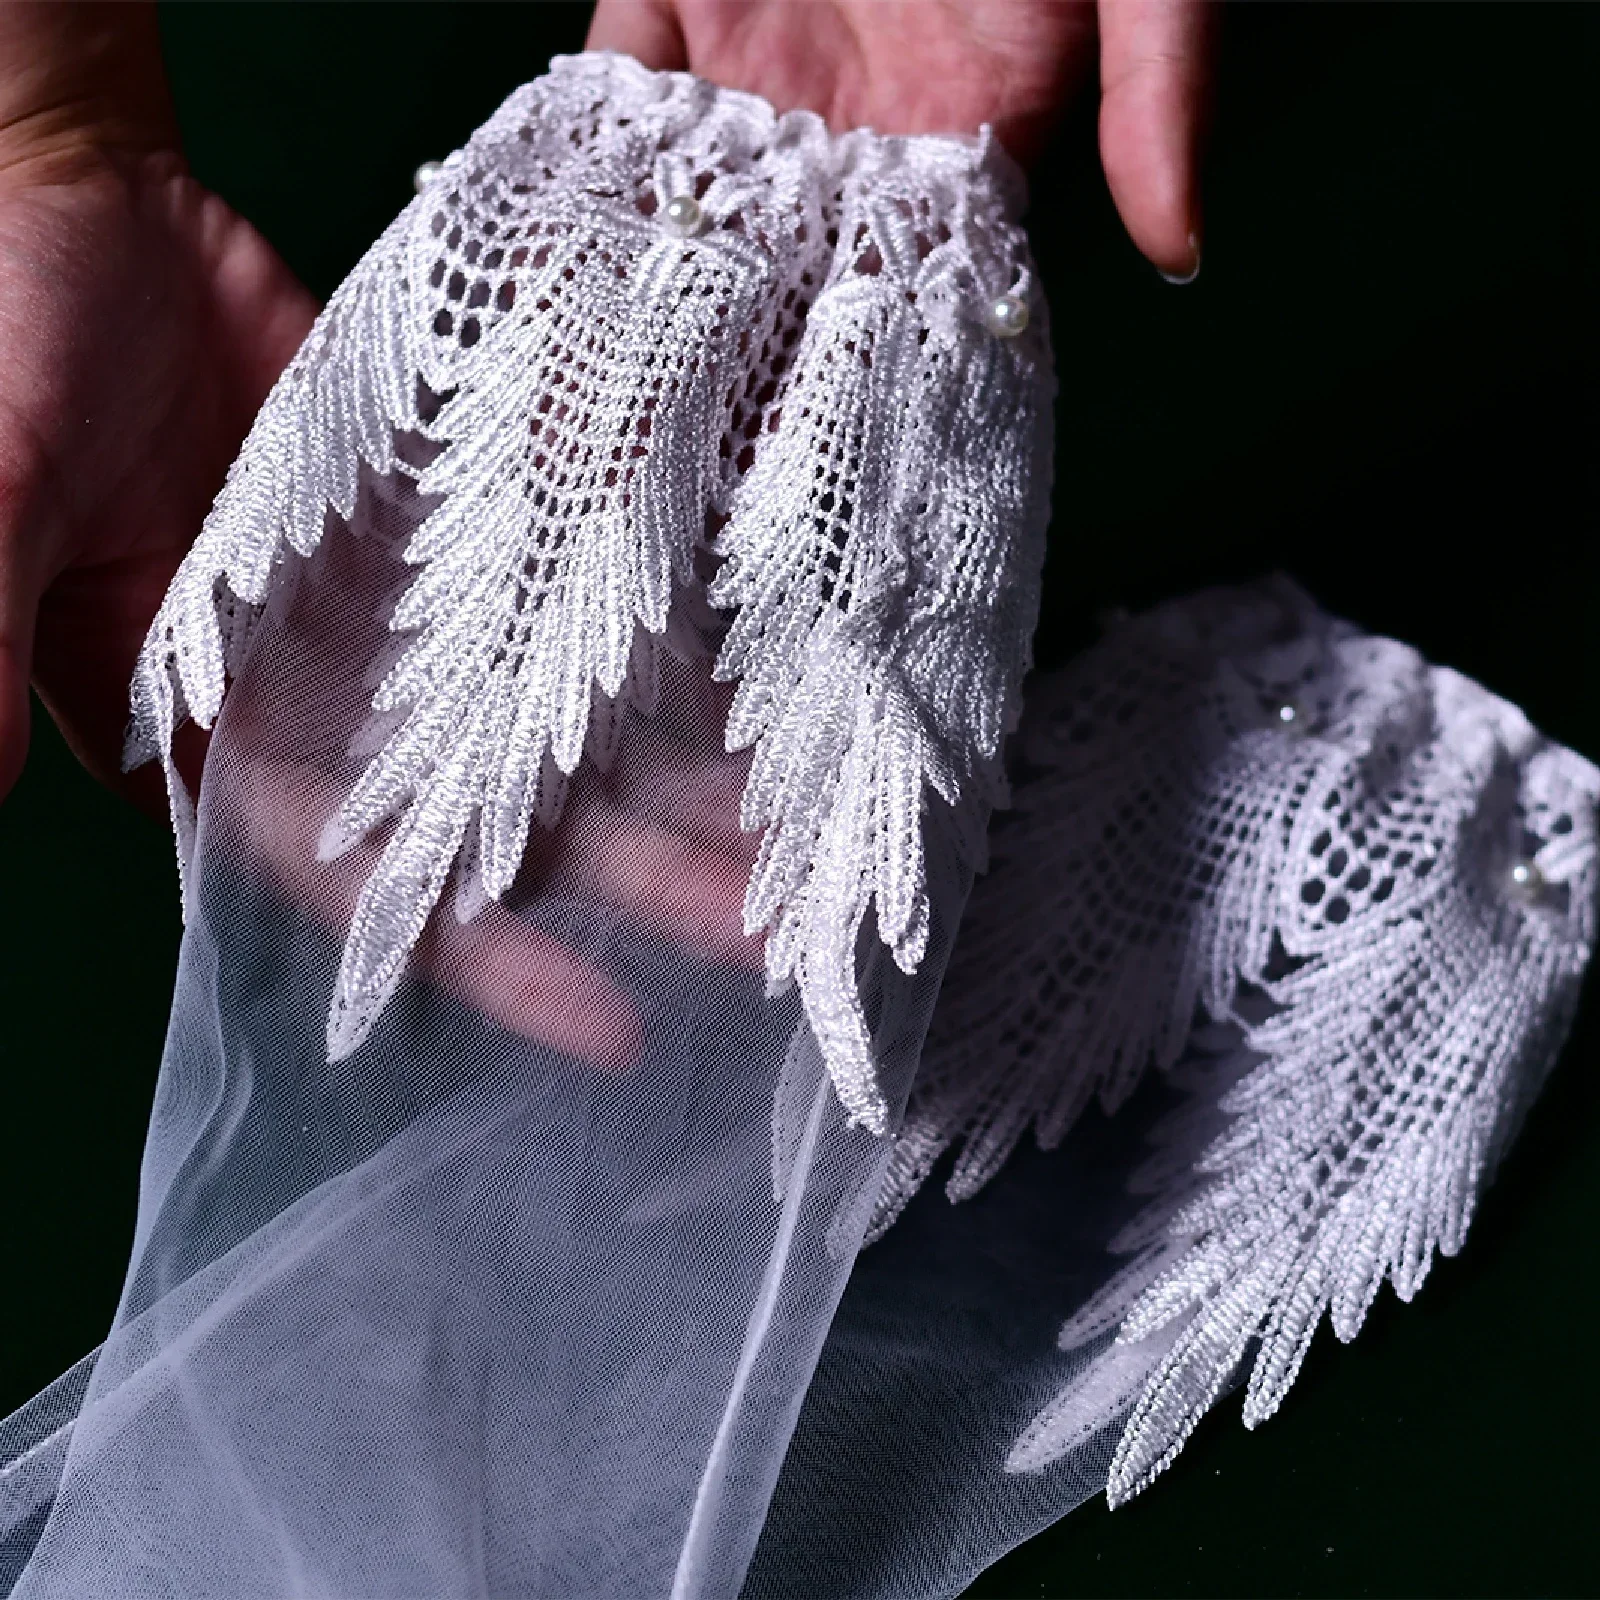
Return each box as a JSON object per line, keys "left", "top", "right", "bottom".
{"left": 0, "top": 473, "right": 1146, "bottom": 1599}
{"left": 5, "top": 497, "right": 1591, "bottom": 1598}
{"left": 2, "top": 53, "right": 1595, "bottom": 1600}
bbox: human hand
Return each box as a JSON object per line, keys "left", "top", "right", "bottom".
{"left": 214, "top": 490, "right": 765, "bottom": 1073}
{"left": 231, "top": 736, "right": 762, "bottom": 1073}
{"left": 587, "top": 0, "right": 1215, "bottom": 279}
{"left": 0, "top": 1, "right": 316, "bottom": 803}
{"left": 0, "top": 6, "right": 762, "bottom": 1072}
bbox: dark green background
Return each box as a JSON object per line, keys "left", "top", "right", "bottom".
{"left": 2, "top": 4, "right": 1595, "bottom": 1595}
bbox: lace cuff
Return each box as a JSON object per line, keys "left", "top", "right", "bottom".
{"left": 126, "top": 51, "right": 1056, "bottom": 1132}
{"left": 876, "top": 578, "right": 1599, "bottom": 1500}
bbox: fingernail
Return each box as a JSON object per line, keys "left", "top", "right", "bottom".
{"left": 1159, "top": 232, "right": 1202, "bottom": 286}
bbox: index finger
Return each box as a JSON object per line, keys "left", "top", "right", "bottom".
{"left": 1097, "top": 0, "right": 1217, "bottom": 280}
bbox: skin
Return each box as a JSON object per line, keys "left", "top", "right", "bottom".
{"left": 0, "top": 0, "right": 1215, "bottom": 1061}
{"left": 587, "top": 0, "right": 1214, "bottom": 273}
{"left": 0, "top": 4, "right": 316, "bottom": 804}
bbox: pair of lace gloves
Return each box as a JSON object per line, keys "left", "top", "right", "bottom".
{"left": 129, "top": 52, "right": 1597, "bottom": 1509}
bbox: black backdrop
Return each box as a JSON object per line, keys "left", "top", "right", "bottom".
{"left": 1, "top": 4, "right": 1595, "bottom": 1595}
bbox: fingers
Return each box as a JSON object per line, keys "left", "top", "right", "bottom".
{"left": 566, "top": 790, "right": 764, "bottom": 971}
{"left": 419, "top": 895, "right": 647, "bottom": 1073}
{"left": 586, "top": 0, "right": 689, "bottom": 71}
{"left": 236, "top": 756, "right": 648, "bottom": 1073}
{"left": 1097, "top": 0, "right": 1216, "bottom": 280}
{"left": 230, "top": 724, "right": 764, "bottom": 1073}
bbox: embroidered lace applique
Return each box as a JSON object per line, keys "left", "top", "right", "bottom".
{"left": 126, "top": 52, "right": 1054, "bottom": 1129}
{"left": 875, "top": 578, "right": 1598, "bottom": 1500}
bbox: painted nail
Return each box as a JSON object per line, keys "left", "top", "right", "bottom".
{"left": 1159, "top": 232, "right": 1202, "bottom": 286}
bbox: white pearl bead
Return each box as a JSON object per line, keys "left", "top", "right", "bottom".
{"left": 1275, "top": 701, "right": 1301, "bottom": 729}
{"left": 983, "top": 292, "right": 1029, "bottom": 338}
{"left": 1508, "top": 857, "right": 1545, "bottom": 901}
{"left": 412, "top": 160, "right": 444, "bottom": 194}
{"left": 662, "top": 194, "right": 704, "bottom": 237}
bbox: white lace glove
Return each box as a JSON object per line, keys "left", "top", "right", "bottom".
{"left": 876, "top": 577, "right": 1598, "bottom": 1501}
{"left": 126, "top": 52, "right": 1055, "bottom": 1134}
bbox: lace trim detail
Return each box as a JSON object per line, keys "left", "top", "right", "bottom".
{"left": 875, "top": 578, "right": 1598, "bottom": 1496}
{"left": 125, "top": 51, "right": 1054, "bottom": 1132}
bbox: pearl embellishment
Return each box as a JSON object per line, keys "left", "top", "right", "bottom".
{"left": 983, "top": 292, "right": 1029, "bottom": 339}
{"left": 1276, "top": 701, "right": 1302, "bottom": 730}
{"left": 413, "top": 160, "right": 444, "bottom": 195}
{"left": 662, "top": 194, "right": 705, "bottom": 237}
{"left": 1508, "top": 858, "right": 1545, "bottom": 901}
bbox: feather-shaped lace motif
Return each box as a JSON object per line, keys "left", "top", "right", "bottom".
{"left": 318, "top": 174, "right": 786, "bottom": 1057}
{"left": 126, "top": 203, "right": 418, "bottom": 882}
{"left": 712, "top": 188, "right": 1051, "bottom": 1132}
{"left": 125, "top": 52, "right": 1053, "bottom": 1121}
{"left": 879, "top": 579, "right": 1598, "bottom": 1499}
